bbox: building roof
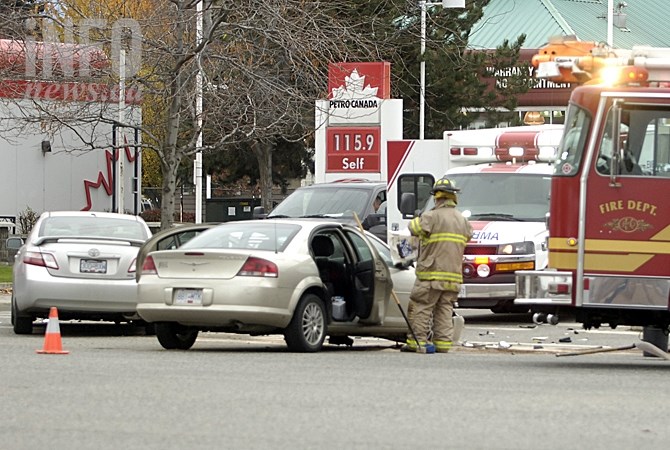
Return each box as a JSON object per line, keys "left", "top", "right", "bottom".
{"left": 468, "top": 0, "right": 670, "bottom": 50}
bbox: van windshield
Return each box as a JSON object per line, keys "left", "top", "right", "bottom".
{"left": 268, "top": 186, "right": 372, "bottom": 219}
{"left": 423, "top": 173, "right": 551, "bottom": 222}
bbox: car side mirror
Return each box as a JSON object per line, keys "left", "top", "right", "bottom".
{"left": 6, "top": 236, "right": 24, "bottom": 250}
{"left": 365, "top": 213, "right": 385, "bottom": 228}
{"left": 252, "top": 206, "right": 267, "bottom": 219}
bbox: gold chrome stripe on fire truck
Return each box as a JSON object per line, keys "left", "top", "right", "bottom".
{"left": 585, "top": 240, "right": 670, "bottom": 253}
{"left": 548, "top": 237, "right": 670, "bottom": 254}
{"left": 548, "top": 232, "right": 670, "bottom": 271}
{"left": 548, "top": 252, "right": 653, "bottom": 271}
{"left": 651, "top": 224, "right": 670, "bottom": 241}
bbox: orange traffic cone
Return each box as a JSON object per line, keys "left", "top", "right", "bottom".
{"left": 36, "top": 307, "right": 69, "bottom": 354}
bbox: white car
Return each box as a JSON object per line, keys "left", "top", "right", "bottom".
{"left": 11, "top": 211, "right": 152, "bottom": 334}
{"left": 136, "top": 219, "right": 415, "bottom": 352}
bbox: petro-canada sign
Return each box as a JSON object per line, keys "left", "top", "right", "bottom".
{"left": 316, "top": 61, "right": 402, "bottom": 180}
{"left": 325, "top": 62, "right": 390, "bottom": 173}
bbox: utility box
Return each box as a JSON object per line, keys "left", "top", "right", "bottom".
{"left": 613, "top": 13, "right": 627, "bottom": 28}
{"left": 0, "top": 224, "right": 20, "bottom": 263}
{"left": 205, "top": 198, "right": 261, "bottom": 222}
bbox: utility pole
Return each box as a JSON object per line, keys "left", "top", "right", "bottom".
{"left": 194, "top": 0, "right": 204, "bottom": 223}
{"left": 116, "top": 49, "right": 126, "bottom": 213}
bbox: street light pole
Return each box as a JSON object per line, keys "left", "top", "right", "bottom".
{"left": 116, "top": 48, "right": 126, "bottom": 213}
{"left": 607, "top": 0, "right": 613, "bottom": 46}
{"left": 194, "top": 0, "right": 203, "bottom": 223}
{"left": 420, "top": 1, "right": 427, "bottom": 140}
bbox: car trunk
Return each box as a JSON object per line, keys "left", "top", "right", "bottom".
{"left": 42, "top": 239, "right": 139, "bottom": 280}
{"left": 150, "top": 250, "right": 251, "bottom": 279}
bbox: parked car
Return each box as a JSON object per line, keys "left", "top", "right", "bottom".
{"left": 253, "top": 180, "right": 388, "bottom": 242}
{"left": 11, "top": 211, "right": 152, "bottom": 334}
{"left": 136, "top": 218, "right": 415, "bottom": 352}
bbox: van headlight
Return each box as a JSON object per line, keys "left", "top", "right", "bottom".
{"left": 498, "top": 241, "right": 535, "bottom": 255}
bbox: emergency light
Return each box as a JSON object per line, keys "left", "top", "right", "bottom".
{"left": 449, "top": 145, "right": 555, "bottom": 162}
{"left": 599, "top": 66, "right": 649, "bottom": 87}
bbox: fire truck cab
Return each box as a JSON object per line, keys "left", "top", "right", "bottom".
{"left": 387, "top": 125, "right": 563, "bottom": 312}
{"left": 516, "top": 43, "right": 670, "bottom": 350}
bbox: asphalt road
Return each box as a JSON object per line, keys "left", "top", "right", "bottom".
{"left": 1, "top": 293, "right": 669, "bottom": 450}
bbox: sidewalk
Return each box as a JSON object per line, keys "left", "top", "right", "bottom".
{"left": 0, "top": 283, "right": 11, "bottom": 303}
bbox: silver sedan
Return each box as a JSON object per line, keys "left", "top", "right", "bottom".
{"left": 136, "top": 219, "right": 415, "bottom": 352}
{"left": 11, "top": 211, "right": 152, "bottom": 334}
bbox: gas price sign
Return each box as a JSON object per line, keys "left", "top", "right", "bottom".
{"left": 326, "top": 126, "right": 381, "bottom": 173}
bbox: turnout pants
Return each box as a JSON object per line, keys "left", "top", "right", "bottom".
{"left": 407, "top": 281, "right": 458, "bottom": 352}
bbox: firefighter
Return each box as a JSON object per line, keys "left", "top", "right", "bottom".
{"left": 403, "top": 176, "right": 473, "bottom": 353}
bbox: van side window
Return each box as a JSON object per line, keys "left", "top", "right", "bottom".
{"left": 398, "top": 174, "right": 434, "bottom": 213}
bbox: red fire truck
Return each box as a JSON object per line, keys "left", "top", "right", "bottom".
{"left": 516, "top": 40, "right": 670, "bottom": 350}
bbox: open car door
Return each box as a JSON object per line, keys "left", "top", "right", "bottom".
{"left": 342, "top": 229, "right": 392, "bottom": 325}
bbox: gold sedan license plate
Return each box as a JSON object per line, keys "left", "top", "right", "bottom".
{"left": 174, "top": 289, "right": 203, "bottom": 305}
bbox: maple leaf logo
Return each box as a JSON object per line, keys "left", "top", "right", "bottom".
{"left": 331, "top": 69, "right": 379, "bottom": 100}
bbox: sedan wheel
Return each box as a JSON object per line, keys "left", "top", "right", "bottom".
{"left": 155, "top": 322, "right": 198, "bottom": 350}
{"left": 11, "top": 295, "right": 33, "bottom": 335}
{"left": 284, "top": 294, "right": 327, "bottom": 352}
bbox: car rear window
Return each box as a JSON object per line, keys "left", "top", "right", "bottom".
{"left": 41, "top": 217, "right": 149, "bottom": 240}
{"left": 180, "top": 222, "right": 301, "bottom": 252}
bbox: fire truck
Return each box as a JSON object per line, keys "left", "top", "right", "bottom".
{"left": 515, "top": 40, "right": 670, "bottom": 350}
{"left": 387, "top": 125, "right": 563, "bottom": 312}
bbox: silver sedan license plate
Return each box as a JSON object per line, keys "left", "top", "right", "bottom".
{"left": 80, "top": 259, "right": 107, "bottom": 274}
{"left": 174, "top": 289, "right": 203, "bottom": 305}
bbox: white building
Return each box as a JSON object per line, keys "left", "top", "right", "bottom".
{"left": 0, "top": 39, "right": 142, "bottom": 232}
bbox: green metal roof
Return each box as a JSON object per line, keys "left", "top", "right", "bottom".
{"left": 468, "top": 0, "right": 670, "bottom": 50}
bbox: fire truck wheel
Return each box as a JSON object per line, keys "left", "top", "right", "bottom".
{"left": 532, "top": 313, "right": 546, "bottom": 324}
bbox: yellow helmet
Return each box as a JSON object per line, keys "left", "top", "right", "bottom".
{"left": 431, "top": 176, "right": 460, "bottom": 194}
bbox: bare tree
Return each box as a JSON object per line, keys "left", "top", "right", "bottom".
{"left": 0, "top": 0, "right": 389, "bottom": 229}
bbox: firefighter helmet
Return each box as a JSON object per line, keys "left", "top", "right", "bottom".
{"left": 431, "top": 176, "right": 460, "bottom": 194}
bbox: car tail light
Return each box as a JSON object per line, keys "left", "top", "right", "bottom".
{"left": 237, "top": 257, "right": 278, "bottom": 278}
{"left": 141, "top": 255, "right": 157, "bottom": 275}
{"left": 23, "top": 251, "right": 59, "bottom": 269}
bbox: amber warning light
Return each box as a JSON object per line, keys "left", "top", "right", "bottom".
{"left": 601, "top": 66, "right": 649, "bottom": 87}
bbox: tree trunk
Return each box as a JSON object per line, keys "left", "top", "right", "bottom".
{"left": 251, "top": 141, "right": 273, "bottom": 212}
{"left": 159, "top": 154, "right": 180, "bottom": 231}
